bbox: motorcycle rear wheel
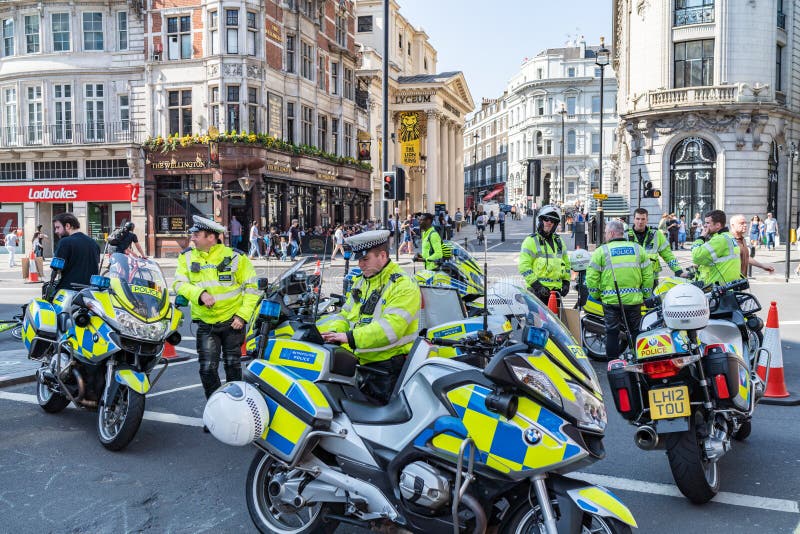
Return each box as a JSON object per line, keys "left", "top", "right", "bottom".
{"left": 504, "top": 503, "right": 632, "bottom": 533}
{"left": 97, "top": 385, "right": 145, "bottom": 451}
{"left": 246, "top": 450, "right": 338, "bottom": 534}
{"left": 36, "top": 366, "right": 70, "bottom": 414}
{"left": 11, "top": 324, "right": 23, "bottom": 340}
{"left": 666, "top": 428, "right": 720, "bottom": 504}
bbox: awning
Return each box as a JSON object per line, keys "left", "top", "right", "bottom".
{"left": 482, "top": 183, "right": 505, "bottom": 201}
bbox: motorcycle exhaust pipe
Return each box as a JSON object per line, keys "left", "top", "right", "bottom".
{"left": 634, "top": 426, "right": 659, "bottom": 450}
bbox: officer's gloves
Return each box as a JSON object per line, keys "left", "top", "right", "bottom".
{"left": 560, "top": 280, "right": 570, "bottom": 297}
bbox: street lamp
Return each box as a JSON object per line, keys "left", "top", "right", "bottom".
{"left": 786, "top": 142, "right": 797, "bottom": 283}
{"left": 473, "top": 132, "right": 479, "bottom": 207}
{"left": 595, "top": 36, "right": 610, "bottom": 244}
{"left": 559, "top": 104, "right": 567, "bottom": 205}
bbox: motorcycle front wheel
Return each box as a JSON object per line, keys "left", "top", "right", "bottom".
{"left": 666, "top": 428, "right": 720, "bottom": 504}
{"left": 36, "top": 366, "right": 70, "bottom": 413}
{"left": 97, "top": 385, "right": 145, "bottom": 451}
{"left": 246, "top": 450, "right": 338, "bottom": 534}
{"left": 503, "top": 503, "right": 632, "bottom": 533}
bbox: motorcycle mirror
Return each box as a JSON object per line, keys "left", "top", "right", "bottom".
{"left": 174, "top": 295, "right": 189, "bottom": 308}
{"left": 50, "top": 257, "right": 66, "bottom": 270}
{"left": 257, "top": 277, "right": 270, "bottom": 291}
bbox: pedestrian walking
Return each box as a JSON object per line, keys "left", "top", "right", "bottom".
{"left": 764, "top": 212, "right": 779, "bottom": 251}
{"left": 730, "top": 214, "right": 774, "bottom": 278}
{"left": 488, "top": 211, "right": 496, "bottom": 233}
{"left": 331, "top": 224, "right": 346, "bottom": 261}
{"left": 5, "top": 230, "right": 18, "bottom": 267}
{"left": 666, "top": 214, "right": 680, "bottom": 251}
{"left": 749, "top": 216, "right": 761, "bottom": 248}
{"left": 172, "top": 215, "right": 259, "bottom": 431}
{"left": 678, "top": 215, "right": 687, "bottom": 249}
{"left": 498, "top": 210, "right": 506, "bottom": 242}
{"left": 454, "top": 209, "right": 463, "bottom": 232}
{"left": 289, "top": 219, "right": 302, "bottom": 260}
{"left": 229, "top": 215, "right": 243, "bottom": 251}
{"left": 248, "top": 221, "right": 263, "bottom": 259}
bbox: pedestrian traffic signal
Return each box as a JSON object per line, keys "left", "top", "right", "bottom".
{"left": 395, "top": 167, "right": 406, "bottom": 199}
{"left": 643, "top": 180, "right": 661, "bottom": 198}
{"left": 383, "top": 172, "right": 396, "bottom": 200}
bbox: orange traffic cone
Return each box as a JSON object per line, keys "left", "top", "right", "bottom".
{"left": 26, "top": 251, "right": 40, "bottom": 283}
{"left": 548, "top": 290, "right": 559, "bottom": 315}
{"left": 757, "top": 301, "right": 800, "bottom": 406}
{"left": 162, "top": 341, "right": 190, "bottom": 363}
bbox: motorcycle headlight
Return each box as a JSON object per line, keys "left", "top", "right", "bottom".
{"left": 508, "top": 362, "right": 562, "bottom": 408}
{"left": 113, "top": 310, "right": 168, "bottom": 341}
{"left": 566, "top": 382, "right": 607, "bottom": 433}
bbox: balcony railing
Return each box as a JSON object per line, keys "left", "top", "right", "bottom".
{"left": 0, "top": 121, "right": 144, "bottom": 148}
{"left": 641, "top": 85, "right": 739, "bottom": 110}
{"left": 674, "top": 5, "right": 714, "bottom": 26}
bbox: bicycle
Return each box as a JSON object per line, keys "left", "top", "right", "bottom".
{"left": 0, "top": 305, "right": 25, "bottom": 341}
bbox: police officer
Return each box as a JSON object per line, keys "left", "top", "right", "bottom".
{"left": 691, "top": 209, "right": 742, "bottom": 285}
{"left": 627, "top": 207, "right": 683, "bottom": 285}
{"left": 173, "top": 215, "right": 260, "bottom": 414}
{"left": 518, "top": 205, "right": 571, "bottom": 303}
{"left": 413, "top": 213, "right": 444, "bottom": 270}
{"left": 319, "top": 230, "right": 421, "bottom": 404}
{"left": 586, "top": 220, "right": 654, "bottom": 362}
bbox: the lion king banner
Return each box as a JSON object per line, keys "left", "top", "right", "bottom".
{"left": 398, "top": 112, "right": 421, "bottom": 166}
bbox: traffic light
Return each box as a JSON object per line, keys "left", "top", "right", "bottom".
{"left": 382, "top": 171, "right": 396, "bottom": 201}
{"left": 643, "top": 180, "right": 661, "bottom": 198}
{"left": 395, "top": 167, "right": 406, "bottom": 199}
{"left": 527, "top": 159, "right": 541, "bottom": 197}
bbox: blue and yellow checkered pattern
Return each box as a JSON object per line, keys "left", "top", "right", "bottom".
{"left": 22, "top": 299, "right": 57, "bottom": 351}
{"left": 68, "top": 316, "right": 120, "bottom": 361}
{"left": 115, "top": 369, "right": 151, "bottom": 394}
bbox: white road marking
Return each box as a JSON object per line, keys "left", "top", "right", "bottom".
{"left": 0, "top": 391, "right": 203, "bottom": 427}
{"left": 154, "top": 356, "right": 197, "bottom": 369}
{"left": 148, "top": 383, "right": 203, "bottom": 397}
{"left": 182, "top": 336, "right": 196, "bottom": 341}
{"left": 174, "top": 346, "right": 198, "bottom": 355}
{"left": 573, "top": 472, "right": 800, "bottom": 514}
{"left": 780, "top": 321, "right": 800, "bottom": 325}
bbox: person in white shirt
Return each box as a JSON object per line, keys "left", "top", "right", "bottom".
{"left": 5, "top": 231, "right": 18, "bottom": 267}
{"left": 331, "top": 224, "right": 345, "bottom": 261}
{"left": 248, "top": 221, "right": 263, "bottom": 259}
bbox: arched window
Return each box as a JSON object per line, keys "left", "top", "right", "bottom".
{"left": 567, "top": 130, "right": 576, "bottom": 154}
{"left": 591, "top": 169, "right": 600, "bottom": 190}
{"left": 670, "top": 137, "right": 716, "bottom": 220}
{"left": 536, "top": 131, "right": 543, "bottom": 155}
{"left": 767, "top": 142, "right": 779, "bottom": 216}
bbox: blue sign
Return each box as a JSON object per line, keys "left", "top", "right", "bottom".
{"left": 610, "top": 246, "right": 636, "bottom": 257}
{"left": 432, "top": 325, "right": 463, "bottom": 338}
{"left": 278, "top": 348, "right": 317, "bottom": 365}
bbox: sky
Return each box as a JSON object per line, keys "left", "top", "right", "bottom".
{"left": 397, "top": 0, "right": 613, "bottom": 114}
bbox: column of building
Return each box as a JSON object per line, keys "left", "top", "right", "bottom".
{"left": 439, "top": 115, "right": 449, "bottom": 209}
{"left": 454, "top": 125, "right": 464, "bottom": 212}
{"left": 426, "top": 111, "right": 440, "bottom": 212}
{"left": 447, "top": 121, "right": 457, "bottom": 212}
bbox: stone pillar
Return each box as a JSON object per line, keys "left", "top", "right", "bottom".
{"left": 448, "top": 122, "right": 458, "bottom": 212}
{"left": 425, "top": 111, "right": 440, "bottom": 212}
{"left": 455, "top": 125, "right": 464, "bottom": 213}
{"left": 440, "top": 116, "right": 449, "bottom": 210}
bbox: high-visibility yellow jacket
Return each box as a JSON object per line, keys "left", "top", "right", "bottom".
{"left": 421, "top": 226, "right": 444, "bottom": 270}
{"left": 317, "top": 260, "right": 420, "bottom": 364}
{"left": 173, "top": 244, "right": 260, "bottom": 324}
{"left": 626, "top": 227, "right": 681, "bottom": 279}
{"left": 587, "top": 239, "right": 654, "bottom": 305}
{"left": 518, "top": 233, "right": 571, "bottom": 290}
{"left": 691, "top": 230, "right": 742, "bottom": 285}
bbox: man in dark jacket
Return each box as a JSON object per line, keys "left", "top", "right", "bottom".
{"left": 52, "top": 213, "right": 100, "bottom": 294}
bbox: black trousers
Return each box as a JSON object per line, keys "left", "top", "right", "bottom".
{"left": 196, "top": 318, "right": 245, "bottom": 398}
{"left": 602, "top": 303, "right": 642, "bottom": 361}
{"left": 359, "top": 354, "right": 406, "bottom": 404}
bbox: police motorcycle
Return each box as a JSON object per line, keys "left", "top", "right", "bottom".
{"left": 203, "top": 286, "right": 637, "bottom": 533}
{"left": 606, "top": 278, "right": 767, "bottom": 504}
{"left": 414, "top": 240, "right": 486, "bottom": 316}
{"left": 22, "top": 253, "right": 183, "bottom": 450}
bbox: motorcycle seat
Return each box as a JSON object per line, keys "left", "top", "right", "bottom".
{"left": 341, "top": 394, "right": 412, "bottom": 425}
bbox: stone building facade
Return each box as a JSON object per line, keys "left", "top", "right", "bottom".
{"left": 463, "top": 97, "right": 508, "bottom": 211}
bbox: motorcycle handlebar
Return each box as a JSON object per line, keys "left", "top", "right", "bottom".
{"left": 430, "top": 337, "right": 461, "bottom": 347}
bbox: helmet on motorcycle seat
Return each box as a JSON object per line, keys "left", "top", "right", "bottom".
{"left": 568, "top": 249, "right": 592, "bottom": 272}
{"left": 203, "top": 381, "right": 269, "bottom": 446}
{"left": 537, "top": 205, "right": 562, "bottom": 224}
{"left": 486, "top": 282, "right": 529, "bottom": 317}
{"left": 662, "top": 283, "right": 709, "bottom": 330}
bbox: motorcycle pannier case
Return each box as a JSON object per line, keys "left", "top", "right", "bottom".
{"left": 22, "top": 298, "right": 58, "bottom": 360}
{"left": 607, "top": 366, "right": 645, "bottom": 420}
{"left": 245, "top": 359, "right": 334, "bottom": 463}
{"left": 703, "top": 347, "right": 750, "bottom": 411}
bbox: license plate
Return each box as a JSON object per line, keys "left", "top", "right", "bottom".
{"left": 648, "top": 386, "right": 691, "bottom": 420}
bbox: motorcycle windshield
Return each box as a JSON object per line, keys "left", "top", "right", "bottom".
{"left": 269, "top": 257, "right": 311, "bottom": 293}
{"left": 445, "top": 241, "right": 484, "bottom": 291}
{"left": 516, "top": 289, "right": 601, "bottom": 392}
{"left": 107, "top": 253, "right": 169, "bottom": 320}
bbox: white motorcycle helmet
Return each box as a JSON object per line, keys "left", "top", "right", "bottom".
{"left": 537, "top": 205, "right": 562, "bottom": 223}
{"left": 486, "top": 282, "right": 530, "bottom": 317}
{"left": 203, "top": 381, "right": 270, "bottom": 446}
{"left": 661, "top": 283, "right": 709, "bottom": 330}
{"left": 569, "top": 249, "right": 592, "bottom": 272}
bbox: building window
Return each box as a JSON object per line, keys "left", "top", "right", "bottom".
{"left": 591, "top": 95, "right": 601, "bottom": 113}
{"left": 344, "top": 122, "right": 353, "bottom": 157}
{"left": 286, "top": 35, "right": 295, "bottom": 73}
{"left": 591, "top": 132, "right": 600, "bottom": 153}
{"left": 3, "top": 87, "right": 17, "bottom": 145}
{"left": 83, "top": 13, "right": 103, "bottom": 51}
{"left": 424, "top": 57, "right": 428, "bottom": 71}
{"left": 226, "top": 9, "right": 239, "bottom": 54}
{"left": 247, "top": 12, "right": 257, "bottom": 56}
{"left": 536, "top": 67, "right": 543, "bottom": 79}
{"left": 331, "top": 61, "right": 339, "bottom": 95}
{"left": 26, "top": 86, "right": 43, "bottom": 144}
{"left": 248, "top": 87, "right": 258, "bottom": 132}
{"left": 119, "top": 94, "right": 129, "bottom": 131}
{"left": 535, "top": 131, "right": 543, "bottom": 155}
{"left": 51, "top": 13, "right": 70, "bottom": 52}
{"left": 536, "top": 98, "right": 544, "bottom": 116}
{"left": 767, "top": 142, "right": 779, "bottom": 215}
{"left": 302, "top": 1, "right": 314, "bottom": 19}
{"left": 776, "top": 44, "right": 784, "bottom": 92}
{"left": 210, "top": 86, "right": 220, "bottom": 128}
{"left": 567, "top": 67, "right": 575, "bottom": 77}
{"left": 674, "top": 0, "right": 714, "bottom": 27}
{"left": 33, "top": 160, "right": 78, "bottom": 180}
{"left": 344, "top": 67, "right": 353, "bottom": 99}
{"left": 226, "top": 85, "right": 239, "bottom": 131}
{"left": 209, "top": 11, "right": 218, "bottom": 55}
{"left": 86, "top": 159, "right": 130, "bottom": 179}
{"left": 117, "top": 12, "right": 128, "bottom": 51}
{"left": 0, "top": 162, "right": 25, "bottom": 181}
{"left": 54, "top": 84, "right": 72, "bottom": 143}
{"left": 168, "top": 89, "right": 191, "bottom": 136}
{"left": 331, "top": 118, "right": 339, "bottom": 154}
{"left": 24, "top": 15, "right": 39, "bottom": 54}
{"left": 567, "top": 181, "right": 576, "bottom": 195}
{"left": 566, "top": 96, "right": 576, "bottom": 116}
{"left": 318, "top": 55, "right": 326, "bottom": 90}
{"left": 286, "top": 102, "right": 295, "bottom": 143}
{"left": 301, "top": 41, "right": 313, "bottom": 80}
{"left": 335, "top": 15, "right": 346, "bottom": 47}
{"left": 3, "top": 19, "right": 14, "bottom": 56}
{"left": 85, "top": 83, "right": 105, "bottom": 140}
{"left": 674, "top": 39, "right": 714, "bottom": 88}
{"left": 301, "top": 105, "right": 313, "bottom": 145}
{"left": 167, "top": 16, "right": 191, "bottom": 59}
{"left": 778, "top": 0, "right": 786, "bottom": 29}
{"left": 317, "top": 114, "right": 327, "bottom": 151}
{"left": 357, "top": 15, "right": 373, "bottom": 32}
{"left": 567, "top": 130, "right": 576, "bottom": 154}
{"left": 545, "top": 139, "right": 552, "bottom": 155}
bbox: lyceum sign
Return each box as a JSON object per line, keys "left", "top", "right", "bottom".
{"left": 0, "top": 183, "right": 136, "bottom": 202}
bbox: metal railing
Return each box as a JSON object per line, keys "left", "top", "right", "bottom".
{"left": 0, "top": 121, "right": 144, "bottom": 148}
{"left": 674, "top": 5, "right": 714, "bottom": 26}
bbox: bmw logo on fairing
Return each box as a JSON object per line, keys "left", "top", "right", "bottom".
{"left": 523, "top": 427, "right": 542, "bottom": 445}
